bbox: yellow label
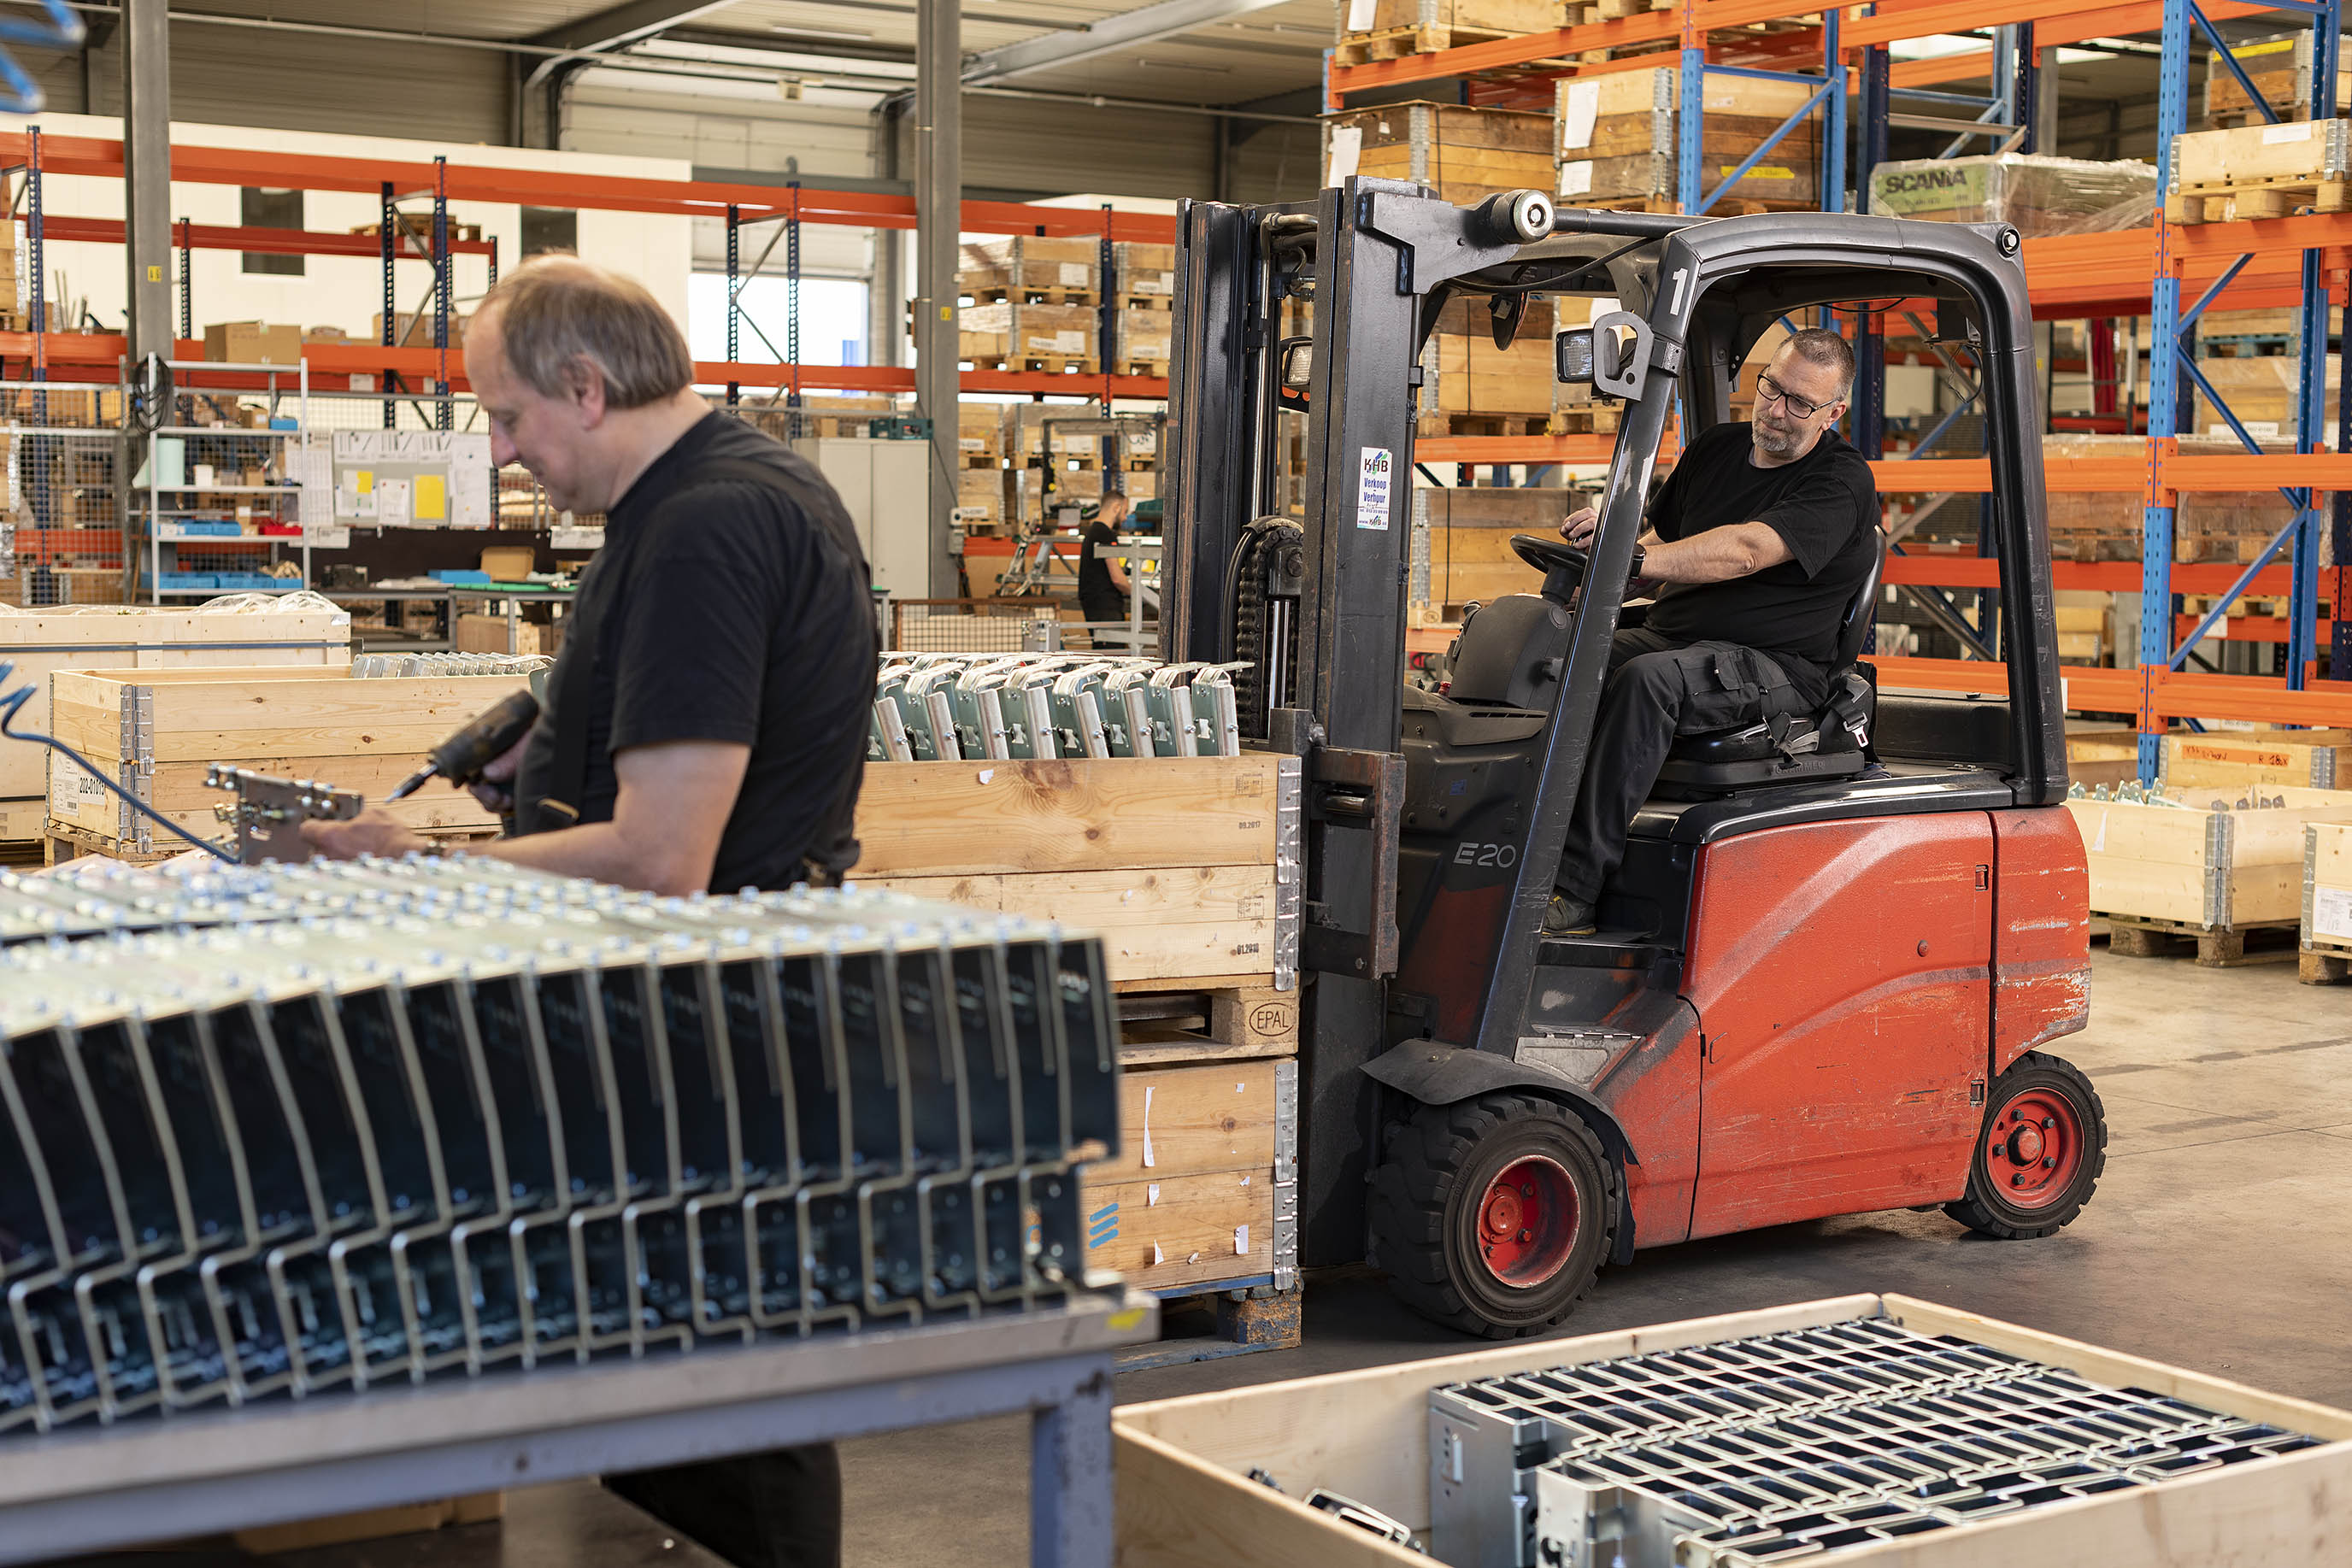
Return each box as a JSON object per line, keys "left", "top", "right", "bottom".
{"left": 1724, "top": 166, "right": 1796, "bottom": 179}
{"left": 2231, "top": 38, "right": 2296, "bottom": 59}
{"left": 1107, "top": 1307, "right": 1151, "bottom": 1333}
{"left": 145, "top": 265, "right": 162, "bottom": 282}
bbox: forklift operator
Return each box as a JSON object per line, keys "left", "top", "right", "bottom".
{"left": 1545, "top": 328, "right": 1879, "bottom": 936}
{"left": 304, "top": 255, "right": 876, "bottom": 1568}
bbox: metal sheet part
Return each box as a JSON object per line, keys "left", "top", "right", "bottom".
{"left": 1425, "top": 1318, "right": 2325, "bottom": 1568}
{"left": 0, "top": 860, "right": 1124, "bottom": 1435}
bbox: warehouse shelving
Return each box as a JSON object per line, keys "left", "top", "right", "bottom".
{"left": 1333, "top": 0, "right": 2352, "bottom": 759}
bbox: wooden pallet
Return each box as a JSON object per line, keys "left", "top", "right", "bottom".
{"left": 1417, "top": 410, "right": 1554, "bottom": 438}
{"left": 45, "top": 822, "right": 185, "bottom": 867}
{"left": 2167, "top": 177, "right": 2350, "bottom": 224}
{"left": 2099, "top": 912, "right": 2302, "bottom": 966}
{"left": 1114, "top": 359, "right": 1172, "bottom": 379}
{"left": 2301, "top": 939, "right": 2352, "bottom": 984}
{"left": 1114, "top": 292, "right": 1173, "bottom": 312}
{"left": 964, "top": 355, "right": 1102, "bottom": 376}
{"left": 1119, "top": 1281, "right": 1303, "bottom": 1371}
{"left": 1334, "top": 23, "right": 1532, "bottom": 65}
{"left": 963, "top": 285, "right": 1100, "bottom": 308}
{"left": 1555, "top": 406, "right": 1623, "bottom": 435}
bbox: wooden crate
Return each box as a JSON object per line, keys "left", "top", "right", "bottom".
{"left": 1112, "top": 1292, "right": 2352, "bottom": 1568}
{"left": 2067, "top": 726, "right": 2150, "bottom": 789}
{"left": 43, "top": 665, "right": 521, "bottom": 854}
{"left": 2163, "top": 728, "right": 2352, "bottom": 790}
{"left": 1556, "top": 68, "right": 1820, "bottom": 210}
{"left": 2167, "top": 119, "right": 2352, "bottom": 223}
{"left": 958, "top": 301, "right": 1099, "bottom": 373}
{"left": 2066, "top": 785, "right": 2352, "bottom": 941}
{"left": 958, "top": 236, "right": 1099, "bottom": 302}
{"left": 0, "top": 605, "right": 350, "bottom": 833}
{"left": 850, "top": 755, "right": 1300, "bottom": 987}
{"left": 1328, "top": 102, "right": 1555, "bottom": 206}
{"left": 2203, "top": 31, "right": 2352, "bottom": 124}
{"left": 1410, "top": 485, "right": 1573, "bottom": 611}
{"left": 2304, "top": 820, "right": 2352, "bottom": 982}
{"left": 1080, "top": 1058, "right": 1294, "bottom": 1295}
{"left": 1114, "top": 241, "right": 1178, "bottom": 305}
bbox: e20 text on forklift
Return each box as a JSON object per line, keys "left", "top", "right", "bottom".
{"left": 1160, "top": 180, "right": 2107, "bottom": 1337}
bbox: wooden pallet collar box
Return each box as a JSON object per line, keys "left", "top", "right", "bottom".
{"left": 1080, "top": 1058, "right": 1297, "bottom": 1295}
{"left": 2203, "top": 31, "right": 2352, "bottom": 120}
{"left": 2066, "top": 785, "right": 2352, "bottom": 929}
{"left": 2167, "top": 118, "right": 2352, "bottom": 220}
{"left": 2165, "top": 728, "right": 2352, "bottom": 790}
{"left": 959, "top": 236, "right": 1099, "bottom": 296}
{"left": 1556, "top": 70, "right": 1820, "bottom": 208}
{"left": 1113, "top": 1292, "right": 2352, "bottom": 1568}
{"left": 960, "top": 302, "right": 1098, "bottom": 363}
{"left": 1328, "top": 103, "right": 1555, "bottom": 206}
{"left": 1426, "top": 295, "right": 1556, "bottom": 417}
{"left": 850, "top": 755, "right": 1301, "bottom": 986}
{"left": 1113, "top": 241, "right": 1178, "bottom": 299}
{"left": 0, "top": 605, "right": 350, "bottom": 820}
{"left": 44, "top": 666, "right": 521, "bottom": 848}
{"left": 1344, "top": 0, "right": 1562, "bottom": 37}
{"left": 1411, "top": 484, "right": 1571, "bottom": 606}
{"left": 2310, "top": 821, "right": 2352, "bottom": 949}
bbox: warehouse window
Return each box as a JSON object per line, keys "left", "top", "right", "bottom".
{"left": 240, "top": 187, "right": 303, "bottom": 276}
{"left": 521, "top": 207, "right": 578, "bottom": 257}
{"left": 687, "top": 273, "right": 868, "bottom": 372}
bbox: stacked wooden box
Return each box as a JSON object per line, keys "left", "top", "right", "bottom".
{"left": 851, "top": 755, "right": 1301, "bottom": 1309}
{"left": 2163, "top": 728, "right": 2352, "bottom": 790}
{"left": 44, "top": 665, "right": 519, "bottom": 858}
{"left": 2167, "top": 119, "right": 2350, "bottom": 222}
{"left": 959, "top": 236, "right": 1101, "bottom": 374}
{"left": 1410, "top": 484, "right": 1570, "bottom": 620}
{"left": 1333, "top": 0, "right": 1566, "bottom": 64}
{"left": 955, "top": 403, "right": 1009, "bottom": 526}
{"left": 1113, "top": 240, "right": 1176, "bottom": 375}
{"left": 2202, "top": 30, "right": 2352, "bottom": 126}
{"left": 2067, "top": 785, "right": 2352, "bottom": 962}
{"left": 0, "top": 604, "right": 350, "bottom": 845}
{"left": 1556, "top": 68, "right": 1820, "bottom": 213}
{"left": 2306, "top": 820, "right": 2352, "bottom": 981}
{"left": 2041, "top": 434, "right": 2296, "bottom": 563}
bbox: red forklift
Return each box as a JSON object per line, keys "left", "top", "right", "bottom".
{"left": 1159, "top": 184, "right": 2105, "bottom": 1336}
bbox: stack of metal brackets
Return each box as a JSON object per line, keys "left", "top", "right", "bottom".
{"left": 1426, "top": 1319, "right": 2325, "bottom": 1568}
{"left": 0, "top": 860, "right": 1120, "bottom": 1433}
{"left": 872, "top": 654, "right": 1245, "bottom": 762}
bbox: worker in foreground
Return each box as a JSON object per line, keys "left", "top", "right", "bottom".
{"left": 304, "top": 255, "right": 875, "bottom": 1568}
{"left": 1546, "top": 328, "right": 1880, "bottom": 934}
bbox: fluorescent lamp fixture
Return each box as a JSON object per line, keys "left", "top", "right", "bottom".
{"left": 769, "top": 25, "right": 873, "bottom": 40}
{"left": 1888, "top": 33, "right": 1990, "bottom": 62}
{"left": 1132, "top": 57, "right": 1232, "bottom": 72}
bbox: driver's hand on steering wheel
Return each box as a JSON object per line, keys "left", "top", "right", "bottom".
{"left": 1561, "top": 505, "right": 1599, "bottom": 548}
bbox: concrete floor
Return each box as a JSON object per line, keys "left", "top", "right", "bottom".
{"left": 62, "top": 947, "right": 2352, "bottom": 1568}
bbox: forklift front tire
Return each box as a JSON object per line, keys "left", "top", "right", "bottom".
{"left": 1369, "top": 1092, "right": 1619, "bottom": 1338}
{"left": 1945, "top": 1051, "right": 2108, "bottom": 1240}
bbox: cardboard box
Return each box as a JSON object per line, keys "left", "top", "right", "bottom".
{"left": 455, "top": 613, "right": 552, "bottom": 656}
{"left": 1869, "top": 154, "right": 2158, "bottom": 237}
{"left": 203, "top": 320, "right": 305, "bottom": 366}
{"left": 373, "top": 310, "right": 471, "bottom": 348}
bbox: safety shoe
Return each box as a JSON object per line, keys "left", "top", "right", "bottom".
{"left": 1544, "top": 895, "right": 1597, "bottom": 936}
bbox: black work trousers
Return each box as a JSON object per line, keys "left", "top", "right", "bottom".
{"left": 603, "top": 1446, "right": 843, "bottom": 1568}
{"left": 1556, "top": 627, "right": 1810, "bottom": 904}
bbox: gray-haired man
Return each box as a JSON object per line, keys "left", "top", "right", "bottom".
{"left": 1548, "top": 328, "right": 1880, "bottom": 934}
{"left": 307, "top": 254, "right": 870, "bottom": 1568}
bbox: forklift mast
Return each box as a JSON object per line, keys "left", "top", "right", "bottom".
{"left": 1163, "top": 183, "right": 2071, "bottom": 1267}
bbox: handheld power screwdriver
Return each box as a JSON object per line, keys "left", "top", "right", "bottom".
{"left": 385, "top": 689, "right": 543, "bottom": 802}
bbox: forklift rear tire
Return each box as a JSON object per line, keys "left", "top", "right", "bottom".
{"left": 1368, "top": 1093, "right": 1620, "bottom": 1338}
{"left": 1945, "top": 1051, "right": 2108, "bottom": 1240}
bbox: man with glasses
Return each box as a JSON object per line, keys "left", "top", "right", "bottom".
{"left": 1545, "top": 327, "right": 1879, "bottom": 934}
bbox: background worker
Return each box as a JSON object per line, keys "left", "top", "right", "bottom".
{"left": 1547, "top": 328, "right": 1879, "bottom": 935}
{"left": 1077, "top": 489, "right": 1133, "bottom": 627}
{"left": 303, "top": 255, "right": 875, "bottom": 1568}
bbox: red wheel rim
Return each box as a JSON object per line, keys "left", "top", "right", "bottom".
{"left": 1984, "top": 1088, "right": 2084, "bottom": 1210}
{"left": 1474, "top": 1155, "right": 1579, "bottom": 1287}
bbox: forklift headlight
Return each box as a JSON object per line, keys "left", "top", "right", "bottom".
{"left": 1279, "top": 338, "right": 1314, "bottom": 391}
{"left": 1555, "top": 329, "right": 1596, "bottom": 385}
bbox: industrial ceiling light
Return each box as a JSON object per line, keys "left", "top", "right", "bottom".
{"left": 769, "top": 24, "right": 874, "bottom": 41}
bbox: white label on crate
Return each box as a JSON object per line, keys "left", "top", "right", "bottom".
{"left": 1561, "top": 80, "right": 1600, "bottom": 150}
{"left": 2263, "top": 122, "right": 2314, "bottom": 144}
{"left": 1147, "top": 1183, "right": 1160, "bottom": 1207}
{"left": 1234, "top": 1225, "right": 1249, "bottom": 1255}
{"left": 1058, "top": 261, "right": 1090, "bottom": 286}
{"left": 1559, "top": 160, "right": 1594, "bottom": 197}
{"left": 1325, "top": 125, "right": 1362, "bottom": 187}
{"left": 2090, "top": 809, "right": 2108, "bottom": 854}
{"left": 1141, "top": 1084, "right": 1155, "bottom": 1168}
{"left": 2316, "top": 886, "right": 2352, "bottom": 941}
{"left": 1051, "top": 330, "right": 1088, "bottom": 353}
{"left": 959, "top": 436, "right": 985, "bottom": 450}
{"left": 1355, "top": 446, "right": 1394, "bottom": 531}
{"left": 50, "top": 752, "right": 107, "bottom": 815}
{"left": 1346, "top": 0, "right": 1376, "bottom": 29}
{"left": 2208, "top": 421, "right": 2282, "bottom": 440}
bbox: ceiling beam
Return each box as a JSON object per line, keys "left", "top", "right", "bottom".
{"left": 526, "top": 0, "right": 742, "bottom": 56}
{"left": 961, "top": 0, "right": 1291, "bottom": 85}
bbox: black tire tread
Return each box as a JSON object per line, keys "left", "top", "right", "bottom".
{"left": 1368, "top": 1093, "right": 1622, "bottom": 1338}
{"left": 1944, "top": 1050, "right": 2109, "bottom": 1240}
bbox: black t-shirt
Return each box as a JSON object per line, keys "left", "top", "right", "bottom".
{"left": 1643, "top": 421, "right": 1879, "bottom": 706}
{"left": 514, "top": 413, "right": 877, "bottom": 892}
{"left": 1077, "top": 519, "right": 1125, "bottom": 608}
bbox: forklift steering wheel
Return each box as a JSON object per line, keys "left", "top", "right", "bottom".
{"left": 1510, "top": 533, "right": 1590, "bottom": 604}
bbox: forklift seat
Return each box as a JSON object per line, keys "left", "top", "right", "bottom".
{"left": 1649, "top": 532, "right": 1885, "bottom": 798}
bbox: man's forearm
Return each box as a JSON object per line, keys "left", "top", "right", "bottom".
{"left": 1642, "top": 523, "right": 1785, "bottom": 584}
{"left": 479, "top": 818, "right": 717, "bottom": 896}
